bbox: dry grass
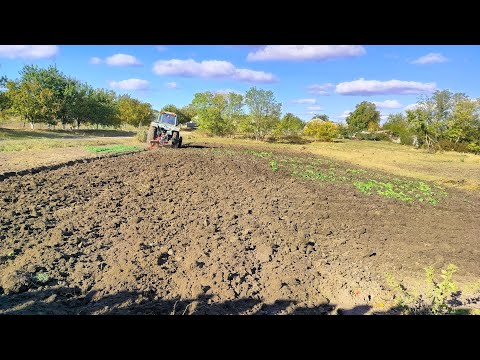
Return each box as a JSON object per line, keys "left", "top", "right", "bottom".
{"left": 184, "top": 131, "right": 480, "bottom": 192}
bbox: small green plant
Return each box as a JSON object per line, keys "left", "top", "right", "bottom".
{"left": 33, "top": 271, "right": 50, "bottom": 284}
{"left": 424, "top": 264, "right": 458, "bottom": 314}
{"left": 270, "top": 160, "right": 279, "bottom": 171}
{"left": 385, "top": 264, "right": 460, "bottom": 315}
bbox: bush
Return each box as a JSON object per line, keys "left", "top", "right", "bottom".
{"left": 355, "top": 132, "right": 390, "bottom": 141}
{"left": 435, "top": 139, "right": 471, "bottom": 153}
{"left": 135, "top": 128, "right": 148, "bottom": 142}
{"left": 304, "top": 120, "right": 339, "bottom": 142}
{"left": 400, "top": 132, "right": 414, "bottom": 145}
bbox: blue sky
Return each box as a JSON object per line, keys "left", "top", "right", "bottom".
{"left": 1, "top": 45, "right": 479, "bottom": 123}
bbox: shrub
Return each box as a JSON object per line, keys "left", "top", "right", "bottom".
{"left": 435, "top": 140, "right": 471, "bottom": 153}
{"left": 135, "top": 128, "right": 148, "bottom": 142}
{"left": 355, "top": 132, "right": 390, "bottom": 141}
{"left": 385, "top": 264, "right": 459, "bottom": 314}
{"left": 304, "top": 120, "right": 339, "bottom": 142}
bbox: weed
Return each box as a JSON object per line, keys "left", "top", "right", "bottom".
{"left": 385, "top": 264, "right": 461, "bottom": 314}
{"left": 270, "top": 160, "right": 279, "bottom": 172}
{"left": 33, "top": 271, "right": 50, "bottom": 284}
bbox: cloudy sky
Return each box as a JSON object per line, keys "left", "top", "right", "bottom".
{"left": 1, "top": 45, "right": 479, "bottom": 122}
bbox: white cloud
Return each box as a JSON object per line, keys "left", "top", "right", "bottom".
{"left": 307, "top": 83, "right": 334, "bottom": 95}
{"left": 156, "top": 46, "right": 168, "bottom": 52}
{"left": 152, "top": 58, "right": 276, "bottom": 83}
{"left": 165, "top": 82, "right": 178, "bottom": 89}
{"left": 109, "top": 78, "right": 150, "bottom": 90}
{"left": 215, "top": 89, "right": 242, "bottom": 95}
{"left": 105, "top": 53, "right": 142, "bottom": 67}
{"left": 338, "top": 110, "right": 352, "bottom": 119}
{"left": 373, "top": 100, "right": 403, "bottom": 109}
{"left": 89, "top": 57, "right": 102, "bottom": 64}
{"left": 307, "top": 105, "right": 323, "bottom": 111}
{"left": 0, "top": 45, "right": 58, "bottom": 59}
{"left": 336, "top": 78, "right": 436, "bottom": 95}
{"left": 246, "top": 45, "right": 366, "bottom": 61}
{"left": 411, "top": 53, "right": 448, "bottom": 65}
{"left": 292, "top": 98, "right": 316, "bottom": 104}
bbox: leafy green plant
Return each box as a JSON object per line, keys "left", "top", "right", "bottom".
{"left": 33, "top": 271, "right": 50, "bottom": 284}
{"left": 385, "top": 264, "right": 460, "bottom": 315}
{"left": 270, "top": 160, "right": 279, "bottom": 171}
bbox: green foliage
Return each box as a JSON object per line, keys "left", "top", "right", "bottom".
{"left": 337, "top": 123, "right": 353, "bottom": 138}
{"left": 2, "top": 64, "right": 156, "bottom": 130}
{"left": 346, "top": 101, "right": 380, "bottom": 132}
{"left": 304, "top": 120, "right": 339, "bottom": 141}
{"left": 244, "top": 87, "right": 281, "bottom": 140}
{"left": 353, "top": 178, "right": 446, "bottom": 205}
{"left": 405, "top": 90, "right": 480, "bottom": 152}
{"left": 33, "top": 271, "right": 50, "bottom": 284}
{"left": 6, "top": 78, "right": 59, "bottom": 128}
{"left": 355, "top": 132, "right": 391, "bottom": 141}
{"left": 192, "top": 91, "right": 243, "bottom": 136}
{"left": 383, "top": 113, "right": 415, "bottom": 144}
{"left": 311, "top": 114, "right": 329, "bottom": 121}
{"left": 385, "top": 264, "right": 459, "bottom": 315}
{"left": 118, "top": 95, "right": 153, "bottom": 128}
{"left": 274, "top": 112, "right": 305, "bottom": 138}
{"left": 85, "top": 144, "right": 142, "bottom": 154}
{"left": 270, "top": 160, "right": 279, "bottom": 171}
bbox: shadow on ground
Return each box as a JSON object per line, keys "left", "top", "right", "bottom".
{"left": 0, "top": 287, "right": 378, "bottom": 315}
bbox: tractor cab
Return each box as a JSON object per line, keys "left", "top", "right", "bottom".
{"left": 158, "top": 111, "right": 178, "bottom": 126}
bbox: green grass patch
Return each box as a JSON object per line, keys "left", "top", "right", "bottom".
{"left": 246, "top": 150, "right": 273, "bottom": 158}
{"left": 85, "top": 144, "right": 142, "bottom": 154}
{"left": 263, "top": 153, "right": 448, "bottom": 205}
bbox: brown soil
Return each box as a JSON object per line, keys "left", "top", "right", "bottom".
{"left": 1, "top": 144, "right": 479, "bottom": 315}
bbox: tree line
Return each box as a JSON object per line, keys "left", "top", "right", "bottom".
{"left": 0, "top": 65, "right": 156, "bottom": 129}
{"left": 2, "top": 65, "right": 479, "bottom": 153}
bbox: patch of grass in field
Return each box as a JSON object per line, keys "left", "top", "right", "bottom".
{"left": 0, "top": 138, "right": 135, "bottom": 152}
{"left": 186, "top": 133, "right": 480, "bottom": 192}
{"left": 259, "top": 152, "right": 448, "bottom": 205}
{"left": 85, "top": 144, "right": 143, "bottom": 154}
{"left": 353, "top": 179, "right": 447, "bottom": 205}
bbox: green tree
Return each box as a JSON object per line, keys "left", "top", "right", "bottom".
{"left": 447, "top": 95, "right": 479, "bottom": 144}
{"left": 19, "top": 65, "right": 70, "bottom": 127}
{"left": 244, "top": 87, "right": 281, "bottom": 140}
{"left": 304, "top": 120, "right": 339, "bottom": 142}
{"left": 191, "top": 91, "right": 243, "bottom": 136}
{"left": 274, "top": 112, "right": 304, "bottom": 138}
{"left": 6, "top": 79, "right": 59, "bottom": 129}
{"left": 118, "top": 94, "right": 153, "bottom": 128}
{"left": 180, "top": 104, "right": 197, "bottom": 123}
{"left": 311, "top": 114, "right": 329, "bottom": 121}
{"left": 0, "top": 76, "right": 11, "bottom": 120}
{"left": 346, "top": 101, "right": 380, "bottom": 132}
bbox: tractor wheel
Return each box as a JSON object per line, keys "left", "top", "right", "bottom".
{"left": 146, "top": 125, "right": 156, "bottom": 145}
{"left": 171, "top": 132, "right": 181, "bottom": 148}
